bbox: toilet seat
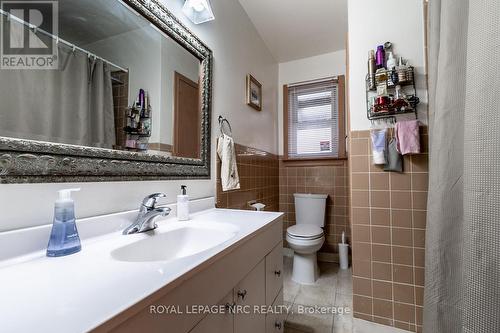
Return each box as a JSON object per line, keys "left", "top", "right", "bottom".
{"left": 286, "top": 225, "right": 323, "bottom": 240}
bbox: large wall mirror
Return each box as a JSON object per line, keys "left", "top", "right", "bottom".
{"left": 0, "top": 0, "right": 212, "bottom": 183}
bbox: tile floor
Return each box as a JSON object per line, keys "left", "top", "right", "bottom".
{"left": 283, "top": 255, "right": 409, "bottom": 333}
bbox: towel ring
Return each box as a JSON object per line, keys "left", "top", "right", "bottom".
{"left": 218, "top": 115, "right": 232, "bottom": 137}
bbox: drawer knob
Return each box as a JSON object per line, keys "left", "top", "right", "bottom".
{"left": 237, "top": 289, "right": 247, "bottom": 300}
{"left": 274, "top": 270, "right": 281, "bottom": 277}
{"left": 275, "top": 321, "right": 282, "bottom": 330}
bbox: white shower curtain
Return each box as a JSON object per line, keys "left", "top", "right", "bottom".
{"left": 0, "top": 45, "right": 115, "bottom": 148}
{"left": 425, "top": 1, "right": 500, "bottom": 332}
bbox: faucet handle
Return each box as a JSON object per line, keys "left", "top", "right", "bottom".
{"left": 142, "top": 193, "right": 166, "bottom": 209}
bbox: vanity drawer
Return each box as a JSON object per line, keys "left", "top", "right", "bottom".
{"left": 265, "top": 242, "right": 283, "bottom": 305}
{"left": 189, "top": 291, "right": 233, "bottom": 333}
{"left": 234, "top": 259, "right": 266, "bottom": 333}
{"left": 265, "top": 289, "right": 284, "bottom": 333}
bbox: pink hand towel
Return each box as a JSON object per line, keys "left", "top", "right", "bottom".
{"left": 395, "top": 120, "right": 420, "bottom": 155}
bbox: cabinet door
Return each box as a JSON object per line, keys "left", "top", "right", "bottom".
{"left": 234, "top": 259, "right": 266, "bottom": 333}
{"left": 189, "top": 291, "right": 233, "bottom": 333}
{"left": 265, "top": 242, "right": 284, "bottom": 305}
{"left": 265, "top": 289, "right": 285, "bottom": 333}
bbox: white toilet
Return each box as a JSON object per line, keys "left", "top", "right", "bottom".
{"left": 286, "top": 193, "right": 327, "bottom": 284}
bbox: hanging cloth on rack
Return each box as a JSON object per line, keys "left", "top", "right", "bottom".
{"left": 395, "top": 120, "right": 421, "bottom": 155}
{"left": 384, "top": 128, "right": 403, "bottom": 172}
{"left": 217, "top": 133, "right": 240, "bottom": 191}
{"left": 370, "top": 128, "right": 387, "bottom": 165}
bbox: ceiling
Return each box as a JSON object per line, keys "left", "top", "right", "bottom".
{"left": 238, "top": 0, "right": 348, "bottom": 62}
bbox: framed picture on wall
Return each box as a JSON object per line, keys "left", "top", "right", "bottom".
{"left": 246, "top": 74, "right": 262, "bottom": 111}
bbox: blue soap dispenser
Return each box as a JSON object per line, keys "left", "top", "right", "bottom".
{"left": 46, "top": 188, "right": 82, "bottom": 257}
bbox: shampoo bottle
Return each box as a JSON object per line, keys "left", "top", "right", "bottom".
{"left": 177, "top": 185, "right": 189, "bottom": 221}
{"left": 375, "top": 45, "right": 386, "bottom": 69}
{"left": 46, "top": 188, "right": 82, "bottom": 257}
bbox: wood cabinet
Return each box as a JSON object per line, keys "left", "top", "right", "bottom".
{"left": 265, "top": 290, "right": 285, "bottom": 333}
{"left": 189, "top": 291, "right": 233, "bottom": 333}
{"left": 190, "top": 243, "right": 283, "bottom": 333}
{"left": 265, "top": 243, "right": 284, "bottom": 306}
{"left": 234, "top": 260, "right": 266, "bottom": 333}
{"left": 99, "top": 217, "right": 283, "bottom": 333}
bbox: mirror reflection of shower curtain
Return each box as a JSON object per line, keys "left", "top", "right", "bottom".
{"left": 0, "top": 45, "right": 115, "bottom": 148}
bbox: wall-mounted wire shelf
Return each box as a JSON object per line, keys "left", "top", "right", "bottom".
{"left": 366, "top": 66, "right": 419, "bottom": 121}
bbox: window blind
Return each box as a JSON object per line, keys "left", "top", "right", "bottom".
{"left": 287, "top": 79, "right": 339, "bottom": 158}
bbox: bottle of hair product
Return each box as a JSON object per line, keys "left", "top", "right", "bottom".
{"left": 368, "top": 50, "right": 376, "bottom": 90}
{"left": 386, "top": 52, "right": 398, "bottom": 84}
{"left": 386, "top": 52, "right": 396, "bottom": 70}
{"left": 375, "top": 45, "right": 386, "bottom": 69}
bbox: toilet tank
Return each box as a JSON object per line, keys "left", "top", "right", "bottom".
{"left": 294, "top": 193, "right": 328, "bottom": 227}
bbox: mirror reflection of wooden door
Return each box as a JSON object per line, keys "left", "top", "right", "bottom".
{"left": 173, "top": 71, "right": 200, "bottom": 158}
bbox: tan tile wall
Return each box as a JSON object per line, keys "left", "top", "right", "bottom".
{"left": 216, "top": 143, "right": 279, "bottom": 212}
{"left": 350, "top": 128, "right": 428, "bottom": 333}
{"left": 279, "top": 160, "right": 351, "bottom": 256}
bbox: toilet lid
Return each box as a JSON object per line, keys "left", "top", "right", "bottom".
{"left": 287, "top": 225, "right": 323, "bottom": 239}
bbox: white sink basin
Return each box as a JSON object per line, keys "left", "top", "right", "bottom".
{"left": 111, "top": 222, "right": 239, "bottom": 262}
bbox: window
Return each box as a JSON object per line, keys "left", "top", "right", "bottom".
{"left": 284, "top": 76, "right": 346, "bottom": 160}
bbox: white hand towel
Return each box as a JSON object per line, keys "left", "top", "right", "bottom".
{"left": 217, "top": 134, "right": 240, "bottom": 191}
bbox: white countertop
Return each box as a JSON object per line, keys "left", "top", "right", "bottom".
{"left": 0, "top": 207, "right": 282, "bottom": 333}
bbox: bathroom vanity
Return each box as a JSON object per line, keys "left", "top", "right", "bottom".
{"left": 0, "top": 203, "right": 284, "bottom": 333}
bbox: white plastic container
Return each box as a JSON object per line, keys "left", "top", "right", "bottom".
{"left": 338, "top": 231, "right": 349, "bottom": 270}
{"left": 386, "top": 51, "right": 397, "bottom": 70}
{"left": 338, "top": 244, "right": 349, "bottom": 270}
{"left": 177, "top": 185, "right": 189, "bottom": 221}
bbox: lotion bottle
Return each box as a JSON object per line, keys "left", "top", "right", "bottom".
{"left": 177, "top": 185, "right": 189, "bottom": 221}
{"left": 46, "top": 188, "right": 82, "bottom": 257}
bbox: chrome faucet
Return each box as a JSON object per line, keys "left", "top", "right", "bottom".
{"left": 122, "top": 193, "right": 172, "bottom": 235}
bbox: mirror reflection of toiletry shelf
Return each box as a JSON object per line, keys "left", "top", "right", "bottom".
{"left": 125, "top": 148, "right": 149, "bottom": 152}
{"left": 123, "top": 129, "right": 151, "bottom": 137}
{"left": 125, "top": 133, "right": 151, "bottom": 137}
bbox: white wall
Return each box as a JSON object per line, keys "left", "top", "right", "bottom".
{"left": 277, "top": 50, "right": 346, "bottom": 155}
{"left": 0, "top": 0, "right": 278, "bottom": 232}
{"left": 348, "top": 0, "right": 427, "bottom": 131}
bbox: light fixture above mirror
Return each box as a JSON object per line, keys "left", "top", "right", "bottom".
{"left": 182, "top": 0, "right": 215, "bottom": 24}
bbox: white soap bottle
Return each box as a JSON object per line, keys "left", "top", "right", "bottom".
{"left": 177, "top": 185, "right": 189, "bottom": 221}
